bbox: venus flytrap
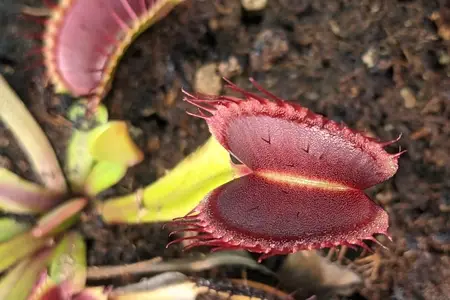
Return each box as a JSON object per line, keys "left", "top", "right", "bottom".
{"left": 167, "top": 78, "right": 404, "bottom": 262}
{"left": 24, "top": 0, "right": 185, "bottom": 108}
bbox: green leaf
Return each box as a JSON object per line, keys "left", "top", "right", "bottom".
{"left": 0, "top": 256, "right": 29, "bottom": 299}
{"left": 88, "top": 121, "right": 143, "bottom": 166}
{"left": 84, "top": 161, "right": 127, "bottom": 196}
{"left": 67, "top": 100, "right": 108, "bottom": 129}
{"left": 0, "top": 168, "right": 62, "bottom": 214}
{"left": 0, "top": 218, "right": 29, "bottom": 243}
{"left": 66, "top": 101, "right": 109, "bottom": 192}
{"left": 32, "top": 198, "right": 87, "bottom": 238}
{"left": 96, "top": 192, "right": 142, "bottom": 224}
{"left": 49, "top": 231, "right": 87, "bottom": 294}
{"left": 0, "top": 231, "right": 52, "bottom": 273}
{"left": 0, "top": 75, "right": 67, "bottom": 193}
{"left": 99, "top": 136, "right": 235, "bottom": 223}
{"left": 27, "top": 272, "right": 58, "bottom": 300}
{"left": 141, "top": 136, "right": 235, "bottom": 221}
{"left": 66, "top": 130, "right": 95, "bottom": 193}
{"left": 28, "top": 274, "right": 101, "bottom": 300}
{"left": 0, "top": 248, "right": 53, "bottom": 300}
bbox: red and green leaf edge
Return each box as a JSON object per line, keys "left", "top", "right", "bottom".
{"left": 168, "top": 78, "right": 405, "bottom": 261}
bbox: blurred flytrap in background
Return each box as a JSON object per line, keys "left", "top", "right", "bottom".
{"left": 26, "top": 0, "right": 186, "bottom": 107}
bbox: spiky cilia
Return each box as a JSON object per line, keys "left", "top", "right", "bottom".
{"left": 168, "top": 78, "right": 404, "bottom": 262}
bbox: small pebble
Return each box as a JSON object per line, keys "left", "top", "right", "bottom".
{"left": 431, "top": 11, "right": 450, "bottom": 41}
{"left": 164, "top": 85, "right": 179, "bottom": 108}
{"left": 17, "top": 160, "right": 29, "bottom": 174}
{"left": 400, "top": 87, "right": 417, "bottom": 109}
{"left": 438, "top": 52, "right": 450, "bottom": 65}
{"left": 209, "top": 18, "right": 219, "bottom": 31}
{"left": 328, "top": 20, "right": 341, "bottom": 36}
{"left": 304, "top": 92, "right": 319, "bottom": 101}
{"left": 147, "top": 136, "right": 160, "bottom": 152}
{"left": 241, "top": 0, "right": 268, "bottom": 11}
{"left": 384, "top": 124, "right": 394, "bottom": 131}
{"left": 362, "top": 47, "right": 377, "bottom": 69}
{"left": 218, "top": 56, "right": 243, "bottom": 78}
{"left": 141, "top": 107, "right": 156, "bottom": 117}
{"left": 194, "top": 63, "right": 222, "bottom": 95}
{"left": 128, "top": 125, "right": 143, "bottom": 139}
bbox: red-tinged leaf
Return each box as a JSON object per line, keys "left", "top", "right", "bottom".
{"left": 0, "top": 218, "right": 29, "bottom": 243}
{"left": 1, "top": 248, "right": 53, "bottom": 300}
{"left": 169, "top": 79, "right": 403, "bottom": 258}
{"left": 183, "top": 80, "right": 401, "bottom": 190}
{"left": 169, "top": 174, "right": 388, "bottom": 258}
{"left": 30, "top": 279, "right": 95, "bottom": 300}
{"left": 88, "top": 121, "right": 143, "bottom": 167}
{"left": 0, "top": 232, "right": 53, "bottom": 272}
{"left": 33, "top": 285, "right": 65, "bottom": 300}
{"left": 28, "top": 272, "right": 61, "bottom": 300}
{"left": 32, "top": 198, "right": 88, "bottom": 238}
{"left": 0, "top": 76, "right": 67, "bottom": 193}
{"left": 31, "top": 281, "right": 105, "bottom": 300}
{"left": 30, "top": 274, "right": 104, "bottom": 300}
{"left": 0, "top": 168, "right": 62, "bottom": 214}
{"left": 0, "top": 258, "right": 29, "bottom": 299}
{"left": 49, "top": 232, "right": 87, "bottom": 294}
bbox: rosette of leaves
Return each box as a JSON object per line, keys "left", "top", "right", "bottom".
{"left": 0, "top": 76, "right": 142, "bottom": 299}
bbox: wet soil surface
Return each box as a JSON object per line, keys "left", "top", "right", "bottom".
{"left": 1, "top": 0, "right": 449, "bottom": 299}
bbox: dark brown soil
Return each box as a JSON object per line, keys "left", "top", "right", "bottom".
{"left": 1, "top": 0, "right": 449, "bottom": 299}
